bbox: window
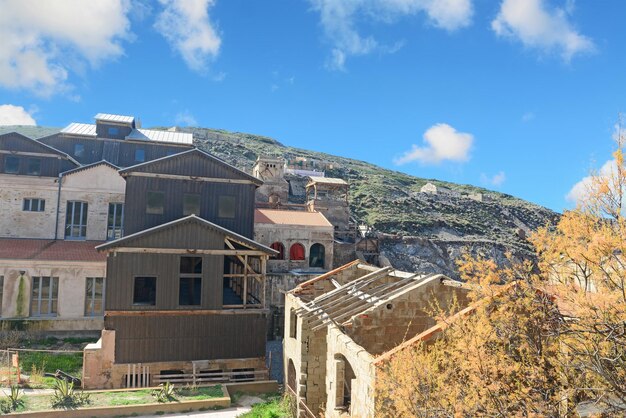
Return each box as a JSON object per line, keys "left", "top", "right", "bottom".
{"left": 4, "top": 156, "right": 19, "bottom": 174}
{"left": 146, "top": 191, "right": 164, "bottom": 215}
{"left": 179, "top": 256, "right": 202, "bottom": 306}
{"left": 65, "top": 201, "right": 88, "bottom": 239}
{"left": 309, "top": 243, "right": 326, "bottom": 268}
{"left": 108, "top": 127, "right": 119, "bottom": 136}
{"left": 23, "top": 198, "right": 45, "bottom": 212}
{"left": 218, "top": 195, "right": 235, "bottom": 218}
{"left": 183, "top": 194, "right": 200, "bottom": 216}
{"left": 135, "top": 149, "right": 145, "bottom": 162}
{"left": 289, "top": 308, "right": 297, "bottom": 339}
{"left": 85, "top": 277, "right": 104, "bottom": 316}
{"left": 107, "top": 203, "right": 124, "bottom": 240}
{"left": 289, "top": 243, "right": 305, "bottom": 261}
{"left": 31, "top": 276, "right": 59, "bottom": 317}
{"left": 26, "top": 158, "right": 41, "bottom": 175}
{"left": 270, "top": 242, "right": 284, "bottom": 260}
{"left": 133, "top": 277, "right": 156, "bottom": 306}
{"left": 74, "top": 143, "right": 85, "bottom": 157}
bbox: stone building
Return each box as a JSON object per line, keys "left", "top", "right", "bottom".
{"left": 253, "top": 157, "right": 289, "bottom": 205}
{"left": 283, "top": 261, "right": 470, "bottom": 417}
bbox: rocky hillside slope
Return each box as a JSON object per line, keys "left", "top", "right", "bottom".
{"left": 2, "top": 125, "right": 559, "bottom": 279}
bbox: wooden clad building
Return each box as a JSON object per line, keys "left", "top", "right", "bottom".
{"left": 83, "top": 147, "right": 277, "bottom": 389}
{"left": 96, "top": 216, "right": 274, "bottom": 364}
{"left": 0, "top": 132, "right": 78, "bottom": 176}
{"left": 119, "top": 148, "right": 262, "bottom": 237}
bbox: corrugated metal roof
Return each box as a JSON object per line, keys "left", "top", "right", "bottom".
{"left": 94, "top": 113, "right": 135, "bottom": 124}
{"left": 60, "top": 123, "right": 97, "bottom": 137}
{"left": 0, "top": 239, "right": 106, "bottom": 262}
{"left": 254, "top": 209, "right": 333, "bottom": 227}
{"left": 307, "top": 176, "right": 348, "bottom": 185}
{"left": 126, "top": 128, "right": 193, "bottom": 145}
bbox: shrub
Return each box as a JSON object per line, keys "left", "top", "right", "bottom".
{"left": 152, "top": 382, "right": 177, "bottom": 403}
{"left": 51, "top": 378, "right": 90, "bottom": 409}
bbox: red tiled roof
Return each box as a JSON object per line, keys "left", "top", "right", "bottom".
{"left": 0, "top": 239, "right": 106, "bottom": 262}
{"left": 254, "top": 209, "right": 333, "bottom": 227}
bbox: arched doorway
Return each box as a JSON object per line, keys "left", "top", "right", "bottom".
{"left": 289, "top": 243, "right": 305, "bottom": 260}
{"left": 287, "top": 359, "right": 297, "bottom": 393}
{"left": 334, "top": 354, "right": 355, "bottom": 412}
{"left": 309, "top": 243, "right": 325, "bottom": 268}
{"left": 270, "top": 242, "right": 285, "bottom": 260}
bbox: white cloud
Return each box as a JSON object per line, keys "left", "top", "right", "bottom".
{"left": 567, "top": 159, "right": 616, "bottom": 203}
{"left": 155, "top": 0, "right": 221, "bottom": 73}
{"left": 394, "top": 123, "right": 473, "bottom": 165}
{"left": 0, "top": 104, "right": 36, "bottom": 125}
{"left": 0, "top": 0, "right": 131, "bottom": 96}
{"left": 309, "top": 0, "right": 473, "bottom": 70}
{"left": 492, "top": 0, "right": 594, "bottom": 61}
{"left": 480, "top": 171, "right": 506, "bottom": 187}
{"left": 174, "top": 110, "right": 198, "bottom": 126}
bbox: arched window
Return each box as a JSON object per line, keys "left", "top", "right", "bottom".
{"left": 309, "top": 243, "right": 325, "bottom": 268}
{"left": 270, "top": 242, "right": 284, "bottom": 260}
{"left": 289, "top": 243, "right": 305, "bottom": 261}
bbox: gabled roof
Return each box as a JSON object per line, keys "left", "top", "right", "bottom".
{"left": 61, "top": 123, "right": 97, "bottom": 137}
{"left": 0, "top": 238, "right": 106, "bottom": 262}
{"left": 94, "top": 113, "right": 135, "bottom": 124}
{"left": 125, "top": 128, "right": 193, "bottom": 145}
{"left": 254, "top": 209, "right": 333, "bottom": 227}
{"left": 0, "top": 131, "right": 80, "bottom": 166}
{"left": 307, "top": 176, "right": 348, "bottom": 186}
{"left": 96, "top": 214, "right": 277, "bottom": 254}
{"left": 61, "top": 160, "right": 121, "bottom": 177}
{"left": 119, "top": 148, "right": 263, "bottom": 185}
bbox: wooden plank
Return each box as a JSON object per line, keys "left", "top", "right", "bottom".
{"left": 105, "top": 309, "right": 268, "bottom": 316}
{"left": 292, "top": 260, "right": 361, "bottom": 294}
{"left": 124, "top": 171, "right": 257, "bottom": 184}
{"left": 109, "top": 247, "right": 270, "bottom": 256}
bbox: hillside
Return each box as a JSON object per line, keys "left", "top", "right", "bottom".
{"left": 1, "top": 125, "right": 559, "bottom": 278}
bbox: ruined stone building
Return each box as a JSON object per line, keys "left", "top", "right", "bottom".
{"left": 0, "top": 115, "right": 193, "bottom": 332}
{"left": 283, "top": 261, "right": 470, "bottom": 417}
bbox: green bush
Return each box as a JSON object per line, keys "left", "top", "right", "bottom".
{"left": 51, "top": 378, "right": 90, "bottom": 409}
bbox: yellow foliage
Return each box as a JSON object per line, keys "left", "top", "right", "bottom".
{"left": 377, "top": 123, "right": 626, "bottom": 417}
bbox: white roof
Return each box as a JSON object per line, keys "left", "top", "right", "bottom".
{"left": 94, "top": 113, "right": 135, "bottom": 124}
{"left": 60, "top": 123, "right": 97, "bottom": 137}
{"left": 308, "top": 176, "right": 348, "bottom": 185}
{"left": 126, "top": 128, "right": 193, "bottom": 145}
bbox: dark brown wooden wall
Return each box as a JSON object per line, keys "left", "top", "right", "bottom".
{"left": 40, "top": 134, "right": 190, "bottom": 167}
{"left": 104, "top": 252, "right": 224, "bottom": 310}
{"left": 0, "top": 133, "right": 76, "bottom": 177}
{"left": 105, "top": 312, "right": 267, "bottom": 363}
{"left": 124, "top": 153, "right": 256, "bottom": 239}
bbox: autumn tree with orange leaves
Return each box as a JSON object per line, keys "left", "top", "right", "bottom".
{"left": 376, "top": 124, "right": 626, "bottom": 417}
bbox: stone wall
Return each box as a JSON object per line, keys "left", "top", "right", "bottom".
{"left": 283, "top": 293, "right": 329, "bottom": 417}
{"left": 346, "top": 277, "right": 469, "bottom": 356}
{"left": 0, "top": 175, "right": 58, "bottom": 239}
{"left": 325, "top": 325, "right": 375, "bottom": 417}
{"left": 255, "top": 223, "right": 334, "bottom": 271}
{"left": 0, "top": 260, "right": 106, "bottom": 330}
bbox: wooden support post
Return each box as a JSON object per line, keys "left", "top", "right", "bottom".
{"left": 192, "top": 363, "right": 197, "bottom": 387}
{"left": 132, "top": 364, "right": 136, "bottom": 388}
{"left": 262, "top": 256, "right": 267, "bottom": 309}
{"left": 127, "top": 364, "right": 130, "bottom": 388}
{"left": 243, "top": 255, "right": 248, "bottom": 308}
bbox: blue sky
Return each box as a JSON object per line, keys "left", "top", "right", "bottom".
{"left": 0, "top": 0, "right": 625, "bottom": 213}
